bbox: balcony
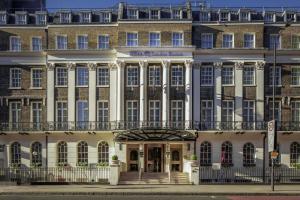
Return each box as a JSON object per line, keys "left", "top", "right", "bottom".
{"left": 0, "top": 121, "right": 299, "bottom": 133}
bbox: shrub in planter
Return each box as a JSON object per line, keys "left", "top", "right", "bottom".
{"left": 112, "top": 155, "right": 118, "bottom": 160}
{"left": 190, "top": 154, "right": 197, "bottom": 160}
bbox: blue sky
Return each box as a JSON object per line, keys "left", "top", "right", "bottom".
{"left": 47, "top": 0, "right": 300, "bottom": 9}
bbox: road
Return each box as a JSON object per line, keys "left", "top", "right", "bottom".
{"left": 0, "top": 195, "right": 300, "bottom": 200}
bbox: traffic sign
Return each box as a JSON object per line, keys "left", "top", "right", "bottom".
{"left": 268, "top": 120, "right": 277, "bottom": 152}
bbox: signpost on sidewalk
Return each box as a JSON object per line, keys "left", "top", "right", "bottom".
{"left": 268, "top": 120, "right": 277, "bottom": 192}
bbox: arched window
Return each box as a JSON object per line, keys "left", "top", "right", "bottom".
{"left": 77, "top": 141, "right": 88, "bottom": 166}
{"left": 130, "top": 150, "right": 138, "bottom": 161}
{"left": 57, "top": 141, "right": 68, "bottom": 166}
{"left": 10, "top": 142, "right": 21, "bottom": 167}
{"left": 98, "top": 141, "right": 109, "bottom": 164}
{"left": 243, "top": 143, "right": 255, "bottom": 167}
{"left": 200, "top": 141, "right": 212, "bottom": 166}
{"left": 221, "top": 141, "right": 233, "bottom": 167}
{"left": 171, "top": 150, "right": 180, "bottom": 161}
{"left": 291, "top": 142, "right": 300, "bottom": 166}
{"left": 31, "top": 142, "right": 42, "bottom": 167}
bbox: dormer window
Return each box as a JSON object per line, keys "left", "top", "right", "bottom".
{"left": 15, "top": 13, "right": 27, "bottom": 25}
{"left": 0, "top": 12, "right": 7, "bottom": 24}
{"left": 219, "top": 12, "right": 230, "bottom": 22}
{"left": 199, "top": 11, "right": 210, "bottom": 22}
{"left": 60, "top": 12, "right": 71, "bottom": 23}
{"left": 264, "top": 12, "right": 275, "bottom": 22}
{"left": 285, "top": 12, "right": 296, "bottom": 22}
{"left": 36, "top": 13, "right": 47, "bottom": 25}
{"left": 239, "top": 12, "right": 250, "bottom": 21}
{"left": 150, "top": 10, "right": 160, "bottom": 20}
{"left": 172, "top": 9, "right": 182, "bottom": 19}
{"left": 127, "top": 9, "right": 138, "bottom": 19}
{"left": 100, "top": 12, "right": 111, "bottom": 23}
{"left": 80, "top": 12, "right": 91, "bottom": 23}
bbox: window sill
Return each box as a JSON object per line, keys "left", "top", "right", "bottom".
{"left": 126, "top": 85, "right": 139, "bottom": 88}
{"left": 30, "top": 87, "right": 43, "bottom": 90}
{"left": 243, "top": 84, "right": 256, "bottom": 87}
{"left": 96, "top": 85, "right": 110, "bottom": 88}
{"left": 55, "top": 85, "right": 68, "bottom": 88}
{"left": 9, "top": 87, "right": 21, "bottom": 90}
{"left": 200, "top": 84, "right": 214, "bottom": 87}
{"left": 171, "top": 85, "right": 184, "bottom": 87}
{"left": 267, "top": 85, "right": 282, "bottom": 87}
{"left": 290, "top": 85, "right": 300, "bottom": 88}
{"left": 222, "top": 84, "right": 235, "bottom": 87}
{"left": 76, "top": 85, "right": 89, "bottom": 88}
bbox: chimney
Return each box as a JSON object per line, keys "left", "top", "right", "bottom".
{"left": 118, "top": 2, "right": 124, "bottom": 20}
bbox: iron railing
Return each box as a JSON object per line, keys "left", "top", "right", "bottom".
{"left": 199, "top": 167, "right": 300, "bottom": 184}
{"left": 0, "top": 167, "right": 110, "bottom": 184}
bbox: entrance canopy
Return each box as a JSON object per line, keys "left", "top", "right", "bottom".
{"left": 113, "top": 129, "right": 196, "bottom": 142}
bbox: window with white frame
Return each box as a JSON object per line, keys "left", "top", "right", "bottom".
{"left": 15, "top": 13, "right": 27, "bottom": 24}
{"left": 149, "top": 100, "right": 160, "bottom": 122}
{"left": 80, "top": 12, "right": 91, "bottom": 23}
{"left": 77, "top": 141, "right": 88, "bottom": 166}
{"left": 127, "top": 101, "right": 138, "bottom": 122}
{"left": 286, "top": 13, "right": 296, "bottom": 22}
{"left": 172, "top": 9, "right": 182, "bottom": 19}
{"left": 100, "top": 12, "right": 111, "bottom": 23}
{"left": 199, "top": 11, "right": 210, "bottom": 22}
{"left": 220, "top": 12, "right": 229, "bottom": 21}
{"left": 10, "top": 68, "right": 21, "bottom": 88}
{"left": 149, "top": 66, "right": 160, "bottom": 86}
{"left": 57, "top": 141, "right": 68, "bottom": 166}
{"left": 76, "top": 101, "right": 88, "bottom": 123}
{"left": 292, "top": 35, "right": 300, "bottom": 49}
{"left": 31, "top": 142, "right": 42, "bottom": 167}
{"left": 269, "top": 34, "right": 281, "bottom": 49}
{"left": 10, "top": 36, "right": 21, "bottom": 52}
{"left": 77, "top": 35, "right": 88, "bottom": 50}
{"left": 32, "top": 37, "right": 42, "bottom": 51}
{"left": 97, "top": 101, "right": 109, "bottom": 122}
{"left": 150, "top": 10, "right": 160, "bottom": 19}
{"left": 36, "top": 14, "right": 46, "bottom": 25}
{"left": 56, "top": 68, "right": 68, "bottom": 86}
{"left": 222, "top": 34, "right": 233, "bottom": 48}
{"left": 127, "top": 66, "right": 138, "bottom": 86}
{"left": 243, "top": 101, "right": 255, "bottom": 122}
{"left": 240, "top": 12, "right": 250, "bottom": 21}
{"left": 221, "top": 141, "right": 233, "bottom": 166}
{"left": 291, "top": 67, "right": 300, "bottom": 85}
{"left": 264, "top": 13, "right": 275, "bottom": 22}
{"left": 31, "top": 102, "right": 42, "bottom": 129}
{"left": 98, "top": 35, "right": 110, "bottom": 49}
{"left": 0, "top": 13, "right": 7, "bottom": 24}
{"left": 171, "top": 100, "right": 183, "bottom": 122}
{"left": 290, "top": 142, "right": 300, "bottom": 166}
{"left": 201, "top": 33, "right": 213, "bottom": 49}
{"left": 56, "top": 35, "right": 67, "bottom": 50}
{"left": 172, "top": 32, "right": 183, "bottom": 47}
{"left": 201, "top": 100, "right": 213, "bottom": 123}
{"left": 200, "top": 66, "right": 213, "bottom": 85}
{"left": 126, "top": 33, "right": 138, "bottom": 47}
{"left": 243, "top": 66, "right": 255, "bottom": 85}
{"left": 243, "top": 143, "right": 255, "bottom": 166}
{"left": 149, "top": 32, "right": 160, "bottom": 47}
{"left": 171, "top": 65, "right": 183, "bottom": 86}
{"left": 31, "top": 68, "right": 42, "bottom": 88}
{"left": 268, "top": 101, "right": 281, "bottom": 121}
{"left": 9, "top": 102, "right": 21, "bottom": 127}
{"left": 269, "top": 66, "right": 281, "bottom": 86}
{"left": 127, "top": 9, "right": 138, "bottom": 19}
{"left": 222, "top": 101, "right": 234, "bottom": 122}
{"left": 10, "top": 142, "right": 21, "bottom": 167}
{"left": 291, "top": 101, "right": 300, "bottom": 122}
{"left": 56, "top": 101, "right": 67, "bottom": 125}
{"left": 60, "top": 12, "right": 71, "bottom": 23}
{"left": 76, "top": 67, "right": 88, "bottom": 86}
{"left": 97, "top": 67, "right": 109, "bottom": 86}
{"left": 222, "top": 67, "right": 234, "bottom": 85}
{"left": 98, "top": 141, "right": 109, "bottom": 164}
{"left": 200, "top": 141, "right": 212, "bottom": 166}
{"left": 244, "top": 33, "right": 255, "bottom": 48}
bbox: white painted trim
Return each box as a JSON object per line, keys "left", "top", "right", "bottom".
{"left": 221, "top": 65, "right": 235, "bottom": 86}
{"left": 148, "top": 31, "right": 161, "bottom": 47}
{"left": 242, "top": 65, "right": 256, "bottom": 86}
{"left": 148, "top": 100, "right": 161, "bottom": 121}
{"left": 75, "top": 66, "right": 89, "bottom": 87}
{"left": 55, "top": 34, "right": 68, "bottom": 50}
{"left": 9, "top": 67, "right": 21, "bottom": 89}
{"left": 97, "top": 100, "right": 109, "bottom": 122}
{"left": 126, "top": 32, "right": 139, "bottom": 47}
{"left": 55, "top": 101, "right": 68, "bottom": 123}
{"left": 126, "top": 100, "right": 139, "bottom": 122}
{"left": 9, "top": 36, "right": 21, "bottom": 52}
{"left": 30, "top": 36, "right": 42, "bottom": 52}
{"left": 30, "top": 68, "right": 43, "bottom": 89}
{"left": 126, "top": 65, "right": 139, "bottom": 87}
{"left": 97, "top": 34, "right": 110, "bottom": 49}
{"left": 76, "top": 34, "right": 89, "bottom": 50}
{"left": 222, "top": 33, "right": 234, "bottom": 49}
{"left": 148, "top": 65, "right": 161, "bottom": 87}
{"left": 55, "top": 67, "right": 68, "bottom": 87}
{"left": 170, "top": 65, "right": 184, "bottom": 87}
{"left": 243, "top": 32, "right": 256, "bottom": 49}
{"left": 172, "top": 31, "right": 184, "bottom": 47}
{"left": 96, "top": 66, "right": 110, "bottom": 87}
{"left": 118, "top": 21, "right": 191, "bottom": 24}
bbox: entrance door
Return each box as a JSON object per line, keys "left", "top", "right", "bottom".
{"left": 148, "top": 147, "right": 162, "bottom": 172}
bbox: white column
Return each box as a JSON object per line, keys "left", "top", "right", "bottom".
{"left": 214, "top": 62, "right": 222, "bottom": 129}
{"left": 109, "top": 63, "right": 118, "bottom": 123}
{"left": 116, "top": 60, "right": 125, "bottom": 123}
{"left": 185, "top": 60, "right": 193, "bottom": 129}
{"left": 235, "top": 62, "right": 244, "bottom": 128}
{"left": 46, "top": 63, "right": 55, "bottom": 124}
{"left": 193, "top": 63, "right": 201, "bottom": 124}
{"left": 67, "top": 62, "right": 76, "bottom": 129}
{"left": 162, "top": 60, "right": 170, "bottom": 127}
{"left": 139, "top": 61, "right": 148, "bottom": 126}
{"left": 88, "top": 63, "right": 97, "bottom": 128}
{"left": 256, "top": 61, "right": 265, "bottom": 125}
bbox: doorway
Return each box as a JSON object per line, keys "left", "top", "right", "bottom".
{"left": 147, "top": 146, "right": 163, "bottom": 172}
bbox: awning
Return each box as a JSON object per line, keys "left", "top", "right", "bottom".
{"left": 113, "top": 129, "right": 197, "bottom": 142}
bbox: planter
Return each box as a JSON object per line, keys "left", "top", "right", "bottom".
{"left": 111, "top": 160, "right": 119, "bottom": 165}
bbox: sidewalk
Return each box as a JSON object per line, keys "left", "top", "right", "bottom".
{"left": 0, "top": 184, "right": 300, "bottom": 196}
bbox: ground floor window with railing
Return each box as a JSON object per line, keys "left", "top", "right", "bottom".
{"left": 221, "top": 141, "right": 233, "bottom": 167}
{"left": 57, "top": 141, "right": 68, "bottom": 166}
{"left": 98, "top": 141, "right": 109, "bottom": 166}
{"left": 290, "top": 142, "right": 300, "bottom": 166}
{"left": 200, "top": 141, "right": 212, "bottom": 166}
{"left": 10, "top": 142, "right": 21, "bottom": 168}
{"left": 243, "top": 143, "right": 255, "bottom": 167}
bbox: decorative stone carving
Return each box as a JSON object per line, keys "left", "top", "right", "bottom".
{"left": 255, "top": 61, "right": 266, "bottom": 70}
{"left": 235, "top": 62, "right": 244, "bottom": 70}
{"left": 67, "top": 62, "right": 76, "bottom": 70}
{"left": 162, "top": 60, "right": 170, "bottom": 68}
{"left": 46, "top": 62, "right": 55, "bottom": 70}
{"left": 213, "top": 62, "right": 223, "bottom": 69}
{"left": 115, "top": 60, "right": 125, "bottom": 68}
{"left": 87, "top": 62, "right": 97, "bottom": 71}
{"left": 184, "top": 60, "right": 193, "bottom": 68}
